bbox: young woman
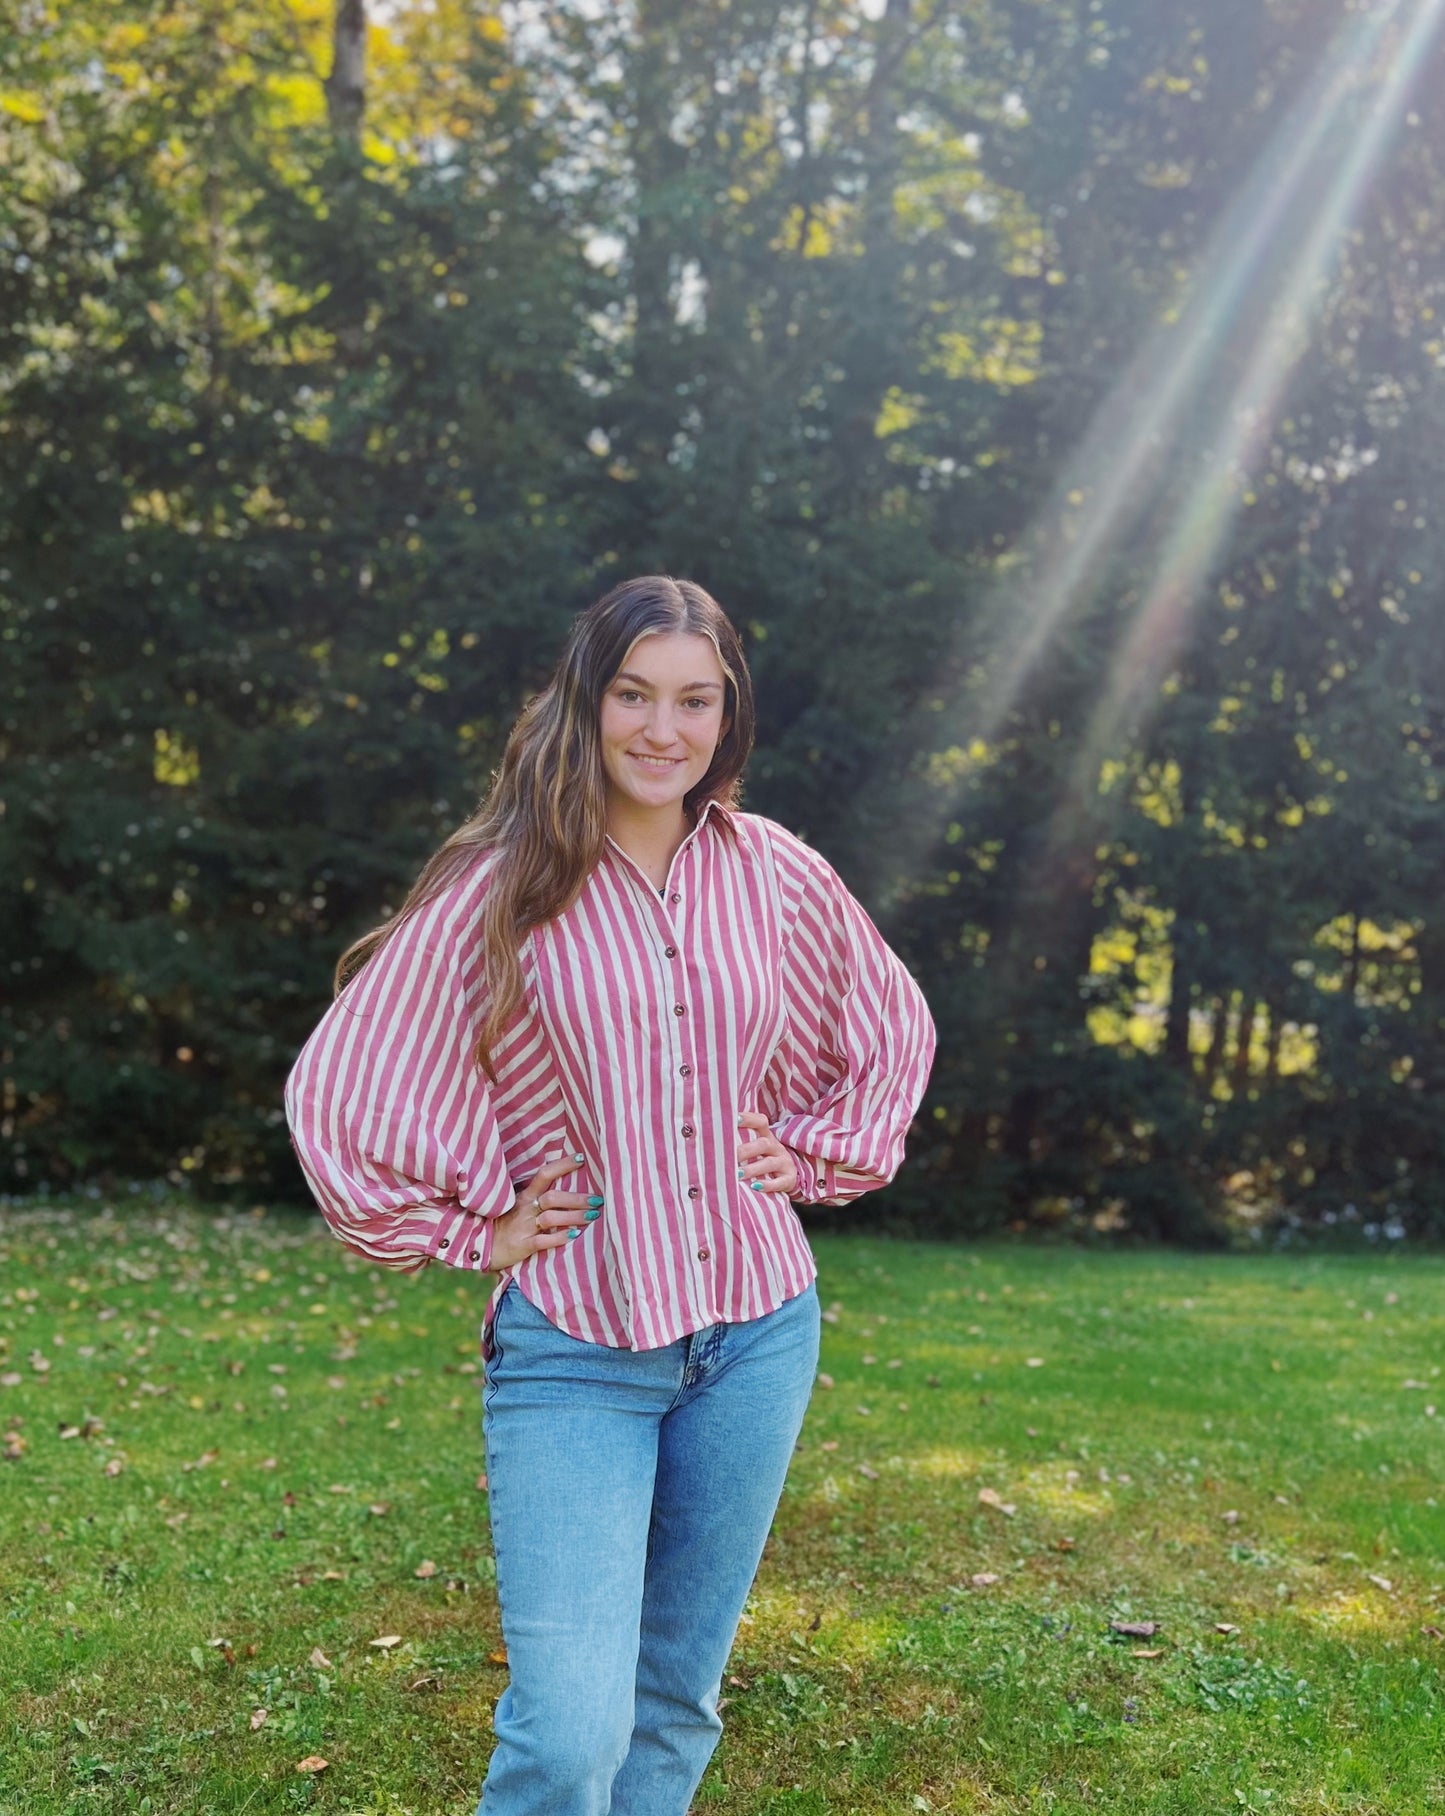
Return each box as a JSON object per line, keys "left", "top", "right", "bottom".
{"left": 284, "top": 576, "right": 935, "bottom": 1816}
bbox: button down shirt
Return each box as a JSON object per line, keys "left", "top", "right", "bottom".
{"left": 283, "top": 802, "right": 936, "bottom": 1350}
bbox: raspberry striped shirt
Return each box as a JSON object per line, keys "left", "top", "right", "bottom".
{"left": 283, "top": 802, "right": 936, "bottom": 1351}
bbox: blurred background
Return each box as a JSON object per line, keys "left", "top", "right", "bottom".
{"left": 2, "top": 0, "right": 1442, "bottom": 1244}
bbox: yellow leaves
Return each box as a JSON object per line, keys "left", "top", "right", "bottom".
{"left": 874, "top": 388, "right": 924, "bottom": 439}
{"left": 154, "top": 729, "right": 201, "bottom": 788}
{"left": 771, "top": 203, "right": 844, "bottom": 258}
{"left": 930, "top": 318, "right": 1042, "bottom": 389}
{"left": 923, "top": 741, "right": 997, "bottom": 789}
{"left": 0, "top": 91, "right": 45, "bottom": 124}
{"left": 261, "top": 72, "right": 327, "bottom": 129}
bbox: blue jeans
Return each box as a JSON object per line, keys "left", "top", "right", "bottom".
{"left": 477, "top": 1279, "right": 821, "bottom": 1816}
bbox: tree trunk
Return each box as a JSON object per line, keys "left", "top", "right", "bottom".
{"left": 1203, "top": 993, "right": 1229, "bottom": 1089}
{"left": 1263, "top": 999, "right": 1283, "bottom": 1085}
{"left": 1231, "top": 996, "right": 1256, "bottom": 1094}
{"left": 1164, "top": 927, "right": 1196, "bottom": 1068}
{"left": 833, "top": 0, "right": 911, "bottom": 503}
{"left": 626, "top": 0, "right": 689, "bottom": 474}
{"left": 326, "top": 0, "right": 366, "bottom": 143}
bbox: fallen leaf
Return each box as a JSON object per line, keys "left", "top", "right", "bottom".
{"left": 407, "top": 1673, "right": 442, "bottom": 1692}
{"left": 1025, "top": 1358, "right": 1044, "bottom": 1368}
{"left": 861, "top": 1354, "right": 876, "bottom": 1366}
{"left": 293, "top": 1755, "right": 328, "bottom": 1774}
{"left": 182, "top": 1449, "right": 219, "bottom": 1473}
{"left": 926, "top": 1374, "right": 940, "bottom": 1388}
{"left": 58, "top": 1424, "right": 81, "bottom": 1440}
{"left": 368, "top": 1502, "right": 390, "bottom": 1517}
{"left": 977, "top": 1487, "right": 1017, "bottom": 1517}
{"left": 327, "top": 1483, "right": 352, "bottom": 1495}
{"left": 820, "top": 1440, "right": 839, "bottom": 1452}
{"left": 103, "top": 1457, "right": 124, "bottom": 1477}
{"left": 1214, "top": 1623, "right": 1239, "bottom": 1635}
{"left": 857, "top": 1464, "right": 879, "bottom": 1481}
{"left": 259, "top": 1457, "right": 277, "bottom": 1470}
{"left": 0, "top": 1373, "right": 21, "bottom": 1389}
{"left": 488, "top": 1647, "right": 509, "bottom": 1666}
{"left": 1421, "top": 1625, "right": 1443, "bottom": 1641}
{"left": 475, "top": 1473, "right": 489, "bottom": 1492}
{"left": 969, "top": 1572, "right": 1000, "bottom": 1588}
{"left": 249, "top": 1708, "right": 268, "bottom": 1730}
{"left": 321, "top": 1570, "right": 344, "bottom": 1582}
{"left": 1131, "top": 1647, "right": 1164, "bottom": 1659}
{"left": 814, "top": 1373, "right": 834, "bottom": 1391}
{"left": 1367, "top": 1574, "right": 1393, "bottom": 1593}
{"left": 370, "top": 1634, "right": 402, "bottom": 1650}
{"left": 1055, "top": 1537, "right": 1076, "bottom": 1552}
{"left": 1222, "top": 1510, "right": 1241, "bottom": 1525}
{"left": 165, "top": 1512, "right": 189, "bottom": 1528}
{"left": 326, "top": 1376, "right": 346, "bottom": 1391}
{"left": 308, "top": 1647, "right": 332, "bottom": 1669}
{"left": 414, "top": 1559, "right": 438, "bottom": 1578}
{"left": 887, "top": 1358, "right": 902, "bottom": 1369}
{"left": 1110, "top": 1621, "right": 1160, "bottom": 1639}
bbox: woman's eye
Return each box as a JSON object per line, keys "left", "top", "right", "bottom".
{"left": 618, "top": 689, "right": 643, "bottom": 703}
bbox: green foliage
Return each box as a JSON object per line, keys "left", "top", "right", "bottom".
{"left": 3, "top": 1, "right": 1445, "bottom": 1237}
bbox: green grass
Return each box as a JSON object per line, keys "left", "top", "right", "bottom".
{"left": 3, "top": 1203, "right": 1444, "bottom": 1815}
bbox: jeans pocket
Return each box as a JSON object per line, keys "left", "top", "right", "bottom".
{"left": 482, "top": 1281, "right": 514, "bottom": 1417}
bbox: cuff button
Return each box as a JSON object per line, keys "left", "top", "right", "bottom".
{"left": 439, "top": 1237, "right": 450, "bottom": 1249}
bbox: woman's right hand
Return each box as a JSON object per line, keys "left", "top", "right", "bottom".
{"left": 489, "top": 1153, "right": 603, "bottom": 1273}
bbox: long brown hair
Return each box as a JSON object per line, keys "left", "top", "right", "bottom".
{"left": 335, "top": 575, "right": 756, "bottom": 1077}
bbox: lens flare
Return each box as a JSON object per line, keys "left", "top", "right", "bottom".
{"left": 1072, "top": 0, "right": 1445, "bottom": 789}
{"left": 870, "top": 0, "right": 1441, "bottom": 906}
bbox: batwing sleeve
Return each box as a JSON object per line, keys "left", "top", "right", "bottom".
{"left": 761, "top": 828, "right": 936, "bottom": 1207}
{"left": 282, "top": 865, "right": 516, "bottom": 1273}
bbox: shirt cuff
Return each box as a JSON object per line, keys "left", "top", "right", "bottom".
{"left": 784, "top": 1146, "right": 836, "bottom": 1206}
{"left": 428, "top": 1208, "right": 502, "bottom": 1272}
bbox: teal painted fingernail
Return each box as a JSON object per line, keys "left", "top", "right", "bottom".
{"left": 573, "top": 1152, "right": 585, "bottom": 1164}
{"left": 587, "top": 1195, "right": 605, "bottom": 1207}
{"left": 585, "top": 1211, "right": 600, "bottom": 1223}
{"left": 750, "top": 1181, "right": 764, "bottom": 1192}
{"left": 567, "top": 1228, "right": 581, "bottom": 1241}
{"left": 736, "top": 1169, "right": 746, "bottom": 1180}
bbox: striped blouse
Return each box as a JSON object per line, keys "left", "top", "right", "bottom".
{"left": 283, "top": 801, "right": 936, "bottom": 1351}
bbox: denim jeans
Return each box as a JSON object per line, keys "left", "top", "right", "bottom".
{"left": 477, "top": 1278, "right": 821, "bottom": 1816}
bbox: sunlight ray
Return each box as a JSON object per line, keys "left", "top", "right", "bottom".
{"left": 1071, "top": 0, "right": 1445, "bottom": 790}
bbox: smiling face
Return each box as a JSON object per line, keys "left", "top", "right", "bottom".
{"left": 598, "top": 631, "right": 731, "bottom": 832}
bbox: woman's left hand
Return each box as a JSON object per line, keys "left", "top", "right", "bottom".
{"left": 736, "top": 1111, "right": 799, "bottom": 1196}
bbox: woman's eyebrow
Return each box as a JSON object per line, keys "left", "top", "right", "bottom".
{"left": 614, "top": 671, "right": 723, "bottom": 691}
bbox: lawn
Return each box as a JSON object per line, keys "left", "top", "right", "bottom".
{"left": 2, "top": 1200, "right": 1443, "bottom": 1816}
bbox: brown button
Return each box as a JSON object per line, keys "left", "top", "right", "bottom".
{"left": 469, "top": 1249, "right": 481, "bottom": 1262}
{"left": 439, "top": 1238, "right": 450, "bottom": 1249}
{"left": 664, "top": 945, "right": 677, "bottom": 958}
{"left": 679, "top": 1064, "right": 693, "bottom": 1077}
{"left": 674, "top": 1003, "right": 685, "bottom": 1016}
{"left": 697, "top": 1247, "right": 710, "bottom": 1262}
{"left": 681, "top": 1124, "right": 694, "bottom": 1138}
{"left": 687, "top": 1186, "right": 701, "bottom": 1200}
{"left": 669, "top": 892, "right": 681, "bottom": 903}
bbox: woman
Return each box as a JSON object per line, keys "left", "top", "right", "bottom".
{"left": 284, "top": 575, "right": 935, "bottom": 1816}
